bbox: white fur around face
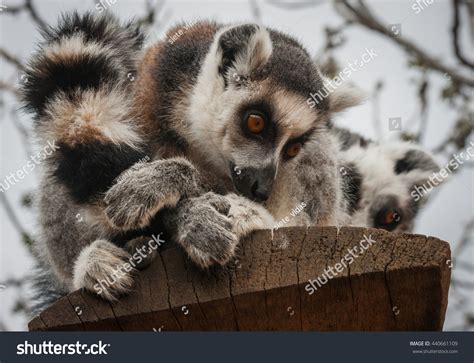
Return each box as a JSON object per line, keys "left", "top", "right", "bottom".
{"left": 186, "top": 24, "right": 274, "bottom": 172}
{"left": 273, "top": 89, "right": 320, "bottom": 136}
{"left": 186, "top": 29, "right": 228, "bottom": 170}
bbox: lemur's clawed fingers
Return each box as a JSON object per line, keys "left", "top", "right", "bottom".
{"left": 183, "top": 226, "right": 238, "bottom": 269}
{"left": 225, "top": 193, "right": 276, "bottom": 237}
{"left": 201, "top": 192, "right": 232, "bottom": 215}
{"left": 104, "top": 157, "right": 202, "bottom": 230}
{"left": 104, "top": 189, "right": 168, "bottom": 230}
{"left": 164, "top": 192, "right": 276, "bottom": 269}
{"left": 73, "top": 240, "right": 136, "bottom": 302}
{"left": 167, "top": 193, "right": 239, "bottom": 268}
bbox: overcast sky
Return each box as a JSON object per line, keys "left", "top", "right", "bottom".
{"left": 1, "top": 0, "right": 473, "bottom": 331}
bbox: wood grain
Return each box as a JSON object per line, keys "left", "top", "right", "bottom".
{"left": 28, "top": 226, "right": 451, "bottom": 331}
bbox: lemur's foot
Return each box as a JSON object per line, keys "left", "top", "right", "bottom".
{"left": 225, "top": 193, "right": 276, "bottom": 237}
{"left": 170, "top": 192, "right": 275, "bottom": 268}
{"left": 104, "top": 158, "right": 202, "bottom": 230}
{"left": 124, "top": 236, "right": 159, "bottom": 270}
{"left": 73, "top": 240, "right": 136, "bottom": 301}
{"left": 171, "top": 192, "right": 239, "bottom": 268}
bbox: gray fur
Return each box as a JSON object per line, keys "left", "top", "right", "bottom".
{"left": 29, "top": 261, "right": 68, "bottom": 317}
{"left": 124, "top": 236, "right": 158, "bottom": 270}
{"left": 162, "top": 192, "right": 238, "bottom": 268}
{"left": 73, "top": 239, "right": 136, "bottom": 301}
{"left": 104, "top": 157, "right": 204, "bottom": 230}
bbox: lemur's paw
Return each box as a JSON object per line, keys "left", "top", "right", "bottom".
{"left": 104, "top": 178, "right": 179, "bottom": 231}
{"left": 124, "top": 236, "right": 159, "bottom": 270}
{"left": 174, "top": 192, "right": 239, "bottom": 268}
{"left": 225, "top": 193, "right": 276, "bottom": 237}
{"left": 73, "top": 240, "right": 136, "bottom": 301}
{"left": 104, "top": 158, "right": 202, "bottom": 230}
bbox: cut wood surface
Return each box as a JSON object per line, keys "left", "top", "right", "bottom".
{"left": 28, "top": 226, "right": 451, "bottom": 331}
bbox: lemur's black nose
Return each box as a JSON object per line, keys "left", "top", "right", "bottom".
{"left": 251, "top": 180, "right": 270, "bottom": 202}
{"left": 230, "top": 162, "right": 275, "bottom": 203}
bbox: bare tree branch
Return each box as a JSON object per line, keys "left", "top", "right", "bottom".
{"left": 9, "top": 109, "right": 33, "bottom": 158}
{"left": 0, "top": 48, "right": 26, "bottom": 71}
{"left": 0, "top": 2, "right": 26, "bottom": 14}
{"left": 0, "top": 80, "right": 21, "bottom": 98}
{"left": 371, "top": 80, "right": 383, "bottom": 139}
{"left": 453, "top": 218, "right": 474, "bottom": 257}
{"left": 24, "top": 0, "right": 48, "bottom": 32}
{"left": 452, "top": 0, "right": 474, "bottom": 69}
{"left": 433, "top": 115, "right": 474, "bottom": 153}
{"left": 134, "top": 0, "right": 165, "bottom": 30}
{"left": 249, "top": 0, "right": 262, "bottom": 23}
{"left": 415, "top": 76, "right": 429, "bottom": 142}
{"left": 266, "top": 0, "right": 324, "bottom": 10}
{"left": 0, "top": 193, "right": 31, "bottom": 247}
{"left": 452, "top": 278, "right": 474, "bottom": 289}
{"left": 335, "top": 0, "right": 474, "bottom": 87}
{"left": 467, "top": 0, "right": 474, "bottom": 39}
{"left": 2, "top": 0, "right": 48, "bottom": 32}
{"left": 0, "top": 276, "right": 29, "bottom": 288}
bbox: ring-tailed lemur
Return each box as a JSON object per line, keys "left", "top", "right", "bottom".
{"left": 335, "top": 127, "right": 439, "bottom": 233}
{"left": 24, "top": 13, "right": 361, "bottom": 305}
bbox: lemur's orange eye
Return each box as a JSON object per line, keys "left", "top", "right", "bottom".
{"left": 247, "top": 114, "right": 265, "bottom": 134}
{"left": 286, "top": 143, "right": 302, "bottom": 158}
{"left": 384, "top": 210, "right": 401, "bottom": 225}
{"left": 375, "top": 208, "right": 402, "bottom": 231}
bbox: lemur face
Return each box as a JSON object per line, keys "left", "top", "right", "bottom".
{"left": 190, "top": 24, "right": 334, "bottom": 202}
{"left": 223, "top": 88, "right": 323, "bottom": 202}
{"left": 339, "top": 135, "right": 439, "bottom": 233}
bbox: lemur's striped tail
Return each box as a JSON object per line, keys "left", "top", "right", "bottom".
{"left": 22, "top": 12, "right": 148, "bottom": 203}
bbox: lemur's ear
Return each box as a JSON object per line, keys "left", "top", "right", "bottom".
{"left": 323, "top": 76, "right": 367, "bottom": 113}
{"left": 394, "top": 149, "right": 439, "bottom": 175}
{"left": 389, "top": 144, "right": 440, "bottom": 205}
{"left": 217, "top": 24, "right": 273, "bottom": 81}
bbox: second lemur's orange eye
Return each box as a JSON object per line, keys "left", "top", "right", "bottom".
{"left": 374, "top": 207, "right": 402, "bottom": 231}
{"left": 384, "top": 210, "right": 401, "bottom": 225}
{"left": 287, "top": 143, "right": 302, "bottom": 158}
{"left": 247, "top": 114, "right": 265, "bottom": 134}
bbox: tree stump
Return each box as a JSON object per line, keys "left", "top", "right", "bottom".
{"left": 28, "top": 226, "right": 451, "bottom": 331}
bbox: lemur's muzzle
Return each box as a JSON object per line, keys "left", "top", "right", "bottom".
{"left": 230, "top": 163, "right": 275, "bottom": 203}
